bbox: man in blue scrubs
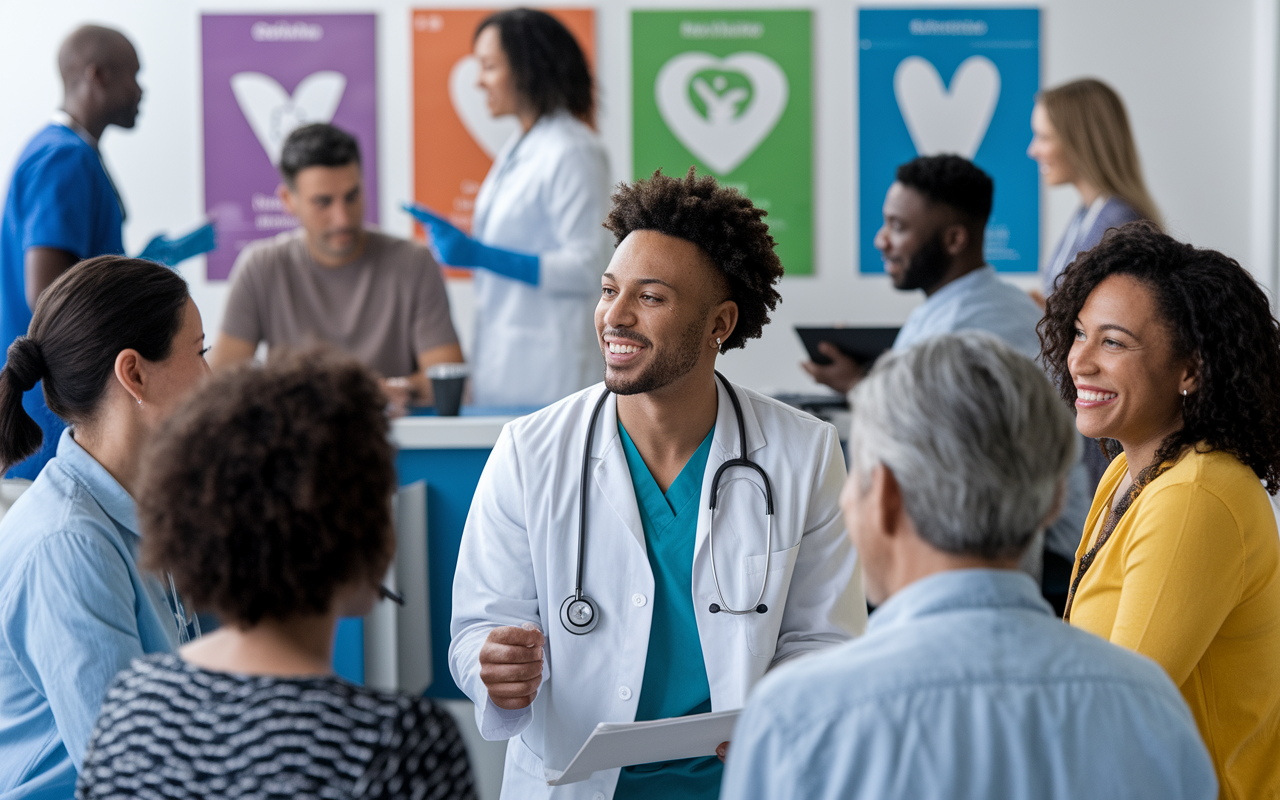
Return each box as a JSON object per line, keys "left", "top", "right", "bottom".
{"left": 0, "top": 25, "right": 140, "bottom": 478}
{"left": 450, "top": 169, "right": 865, "bottom": 799}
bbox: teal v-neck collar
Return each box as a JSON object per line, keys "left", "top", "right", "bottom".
{"left": 618, "top": 422, "right": 714, "bottom": 532}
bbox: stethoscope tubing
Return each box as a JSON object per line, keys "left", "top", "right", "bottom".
{"left": 563, "top": 372, "right": 775, "bottom": 635}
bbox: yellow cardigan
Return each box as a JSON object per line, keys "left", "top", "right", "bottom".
{"left": 1070, "top": 448, "right": 1280, "bottom": 800}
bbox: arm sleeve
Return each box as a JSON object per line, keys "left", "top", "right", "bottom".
{"left": 535, "top": 143, "right": 612, "bottom": 298}
{"left": 15, "top": 531, "right": 146, "bottom": 765}
{"left": 219, "top": 248, "right": 266, "bottom": 344}
{"left": 410, "top": 248, "right": 460, "bottom": 354}
{"left": 19, "top": 149, "right": 102, "bottom": 259}
{"left": 447, "top": 426, "right": 547, "bottom": 740}
{"left": 771, "top": 425, "right": 867, "bottom": 668}
{"left": 1108, "top": 483, "right": 1244, "bottom": 686}
{"left": 355, "top": 698, "right": 478, "bottom": 800}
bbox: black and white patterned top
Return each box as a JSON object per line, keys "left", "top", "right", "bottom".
{"left": 76, "top": 653, "right": 476, "bottom": 800}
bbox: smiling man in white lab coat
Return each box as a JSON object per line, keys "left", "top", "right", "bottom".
{"left": 449, "top": 168, "right": 866, "bottom": 800}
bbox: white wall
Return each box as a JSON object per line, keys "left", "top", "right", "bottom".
{"left": 0, "top": 0, "right": 1272, "bottom": 394}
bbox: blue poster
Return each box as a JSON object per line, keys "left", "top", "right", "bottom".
{"left": 858, "top": 9, "right": 1040, "bottom": 273}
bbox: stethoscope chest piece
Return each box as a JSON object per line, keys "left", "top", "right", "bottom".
{"left": 560, "top": 593, "right": 600, "bottom": 635}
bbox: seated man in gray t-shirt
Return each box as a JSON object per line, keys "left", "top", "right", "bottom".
{"left": 209, "top": 123, "right": 463, "bottom": 410}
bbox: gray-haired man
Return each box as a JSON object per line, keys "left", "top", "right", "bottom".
{"left": 723, "top": 332, "right": 1216, "bottom": 800}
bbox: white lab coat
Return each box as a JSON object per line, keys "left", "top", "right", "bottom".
{"left": 449, "top": 378, "right": 867, "bottom": 800}
{"left": 470, "top": 111, "right": 612, "bottom": 408}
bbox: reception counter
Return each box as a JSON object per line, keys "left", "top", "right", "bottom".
{"left": 333, "top": 410, "right": 526, "bottom": 699}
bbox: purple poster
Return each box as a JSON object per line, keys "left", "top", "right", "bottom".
{"left": 201, "top": 14, "right": 378, "bottom": 280}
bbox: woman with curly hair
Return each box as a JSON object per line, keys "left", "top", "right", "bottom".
{"left": 1039, "top": 221, "right": 1280, "bottom": 798}
{"left": 76, "top": 349, "right": 476, "bottom": 799}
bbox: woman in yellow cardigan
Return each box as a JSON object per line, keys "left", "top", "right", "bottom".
{"left": 1039, "top": 221, "right": 1280, "bottom": 799}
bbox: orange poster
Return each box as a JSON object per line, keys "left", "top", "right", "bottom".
{"left": 411, "top": 7, "right": 596, "bottom": 271}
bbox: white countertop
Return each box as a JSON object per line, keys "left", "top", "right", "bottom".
{"left": 391, "top": 415, "right": 517, "bottom": 449}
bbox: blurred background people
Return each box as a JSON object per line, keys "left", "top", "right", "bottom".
{"left": 0, "top": 257, "right": 207, "bottom": 799}
{"left": 0, "top": 26, "right": 141, "bottom": 479}
{"left": 1041, "top": 222, "right": 1280, "bottom": 798}
{"left": 406, "top": 8, "right": 610, "bottom": 409}
{"left": 804, "top": 155, "right": 1093, "bottom": 604}
{"left": 77, "top": 349, "right": 476, "bottom": 799}
{"left": 209, "top": 124, "right": 463, "bottom": 414}
{"left": 725, "top": 333, "right": 1216, "bottom": 800}
{"left": 1028, "top": 78, "right": 1159, "bottom": 306}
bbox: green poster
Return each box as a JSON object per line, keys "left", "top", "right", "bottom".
{"left": 632, "top": 10, "right": 813, "bottom": 275}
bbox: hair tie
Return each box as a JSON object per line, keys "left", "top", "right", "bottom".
{"left": 5, "top": 336, "right": 47, "bottom": 393}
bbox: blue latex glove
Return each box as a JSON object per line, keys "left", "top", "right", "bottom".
{"left": 402, "top": 202, "right": 539, "bottom": 287}
{"left": 137, "top": 221, "right": 217, "bottom": 267}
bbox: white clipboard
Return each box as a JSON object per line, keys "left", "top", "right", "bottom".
{"left": 545, "top": 709, "right": 740, "bottom": 786}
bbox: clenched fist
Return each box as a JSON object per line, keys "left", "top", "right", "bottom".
{"left": 479, "top": 623, "right": 545, "bottom": 710}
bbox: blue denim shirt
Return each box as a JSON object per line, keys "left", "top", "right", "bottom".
{"left": 722, "top": 569, "right": 1217, "bottom": 800}
{"left": 0, "top": 429, "right": 178, "bottom": 800}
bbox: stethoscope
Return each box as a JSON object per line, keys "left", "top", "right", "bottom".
{"left": 560, "top": 371, "right": 776, "bottom": 635}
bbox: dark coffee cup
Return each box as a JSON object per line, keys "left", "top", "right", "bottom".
{"left": 427, "top": 363, "right": 469, "bottom": 416}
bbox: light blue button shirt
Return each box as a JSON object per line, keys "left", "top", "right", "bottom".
{"left": 722, "top": 569, "right": 1217, "bottom": 800}
{"left": 0, "top": 429, "right": 178, "bottom": 800}
{"left": 893, "top": 266, "right": 1092, "bottom": 560}
{"left": 894, "top": 265, "right": 1043, "bottom": 359}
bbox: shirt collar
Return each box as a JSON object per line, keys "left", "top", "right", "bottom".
{"left": 867, "top": 568, "right": 1052, "bottom": 634}
{"left": 53, "top": 427, "right": 139, "bottom": 536}
{"left": 51, "top": 110, "right": 99, "bottom": 149}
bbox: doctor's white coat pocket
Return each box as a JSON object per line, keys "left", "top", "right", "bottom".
{"left": 739, "top": 543, "right": 800, "bottom": 658}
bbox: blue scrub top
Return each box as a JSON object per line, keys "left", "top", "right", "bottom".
{"left": 613, "top": 422, "right": 722, "bottom": 800}
{"left": 0, "top": 123, "right": 125, "bottom": 479}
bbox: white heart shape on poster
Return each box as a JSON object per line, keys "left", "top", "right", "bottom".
{"left": 230, "top": 71, "right": 346, "bottom": 165}
{"left": 655, "top": 51, "right": 789, "bottom": 175}
{"left": 893, "top": 55, "right": 1000, "bottom": 159}
{"left": 449, "top": 55, "right": 521, "bottom": 159}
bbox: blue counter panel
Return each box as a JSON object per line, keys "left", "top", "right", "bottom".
{"left": 333, "top": 617, "right": 364, "bottom": 684}
{"left": 397, "top": 447, "right": 495, "bottom": 699}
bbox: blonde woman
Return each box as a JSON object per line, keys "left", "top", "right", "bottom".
{"left": 1027, "top": 78, "right": 1160, "bottom": 304}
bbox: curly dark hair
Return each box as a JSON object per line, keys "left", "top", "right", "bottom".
{"left": 476, "top": 8, "right": 594, "bottom": 123}
{"left": 1039, "top": 220, "right": 1280, "bottom": 495}
{"left": 138, "top": 348, "right": 396, "bottom": 626}
{"left": 603, "top": 167, "right": 784, "bottom": 352}
{"left": 896, "top": 155, "right": 994, "bottom": 225}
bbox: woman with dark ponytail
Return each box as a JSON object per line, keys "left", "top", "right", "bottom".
{"left": 0, "top": 256, "right": 211, "bottom": 798}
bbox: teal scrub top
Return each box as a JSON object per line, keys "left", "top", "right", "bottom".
{"left": 613, "top": 422, "right": 722, "bottom": 800}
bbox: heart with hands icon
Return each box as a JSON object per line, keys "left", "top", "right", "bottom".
{"left": 655, "top": 51, "right": 789, "bottom": 176}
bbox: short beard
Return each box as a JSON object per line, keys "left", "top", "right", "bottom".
{"left": 893, "top": 230, "right": 950, "bottom": 291}
{"left": 604, "top": 316, "right": 706, "bottom": 396}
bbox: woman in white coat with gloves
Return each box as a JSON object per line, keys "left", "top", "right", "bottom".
{"left": 449, "top": 170, "right": 866, "bottom": 800}
{"left": 407, "top": 9, "right": 611, "bottom": 408}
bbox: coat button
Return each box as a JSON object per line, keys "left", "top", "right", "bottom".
{"left": 618, "top": 686, "right": 632, "bottom": 700}
{"left": 593, "top": 794, "right": 605, "bottom": 800}
{"left": 632, "top": 593, "right": 647, "bottom": 607}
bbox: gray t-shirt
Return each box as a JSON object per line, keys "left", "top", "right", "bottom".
{"left": 222, "top": 229, "right": 458, "bottom": 378}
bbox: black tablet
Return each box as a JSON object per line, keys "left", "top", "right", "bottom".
{"left": 796, "top": 326, "right": 899, "bottom": 365}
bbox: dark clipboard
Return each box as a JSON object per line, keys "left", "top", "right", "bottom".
{"left": 796, "top": 326, "right": 899, "bottom": 366}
